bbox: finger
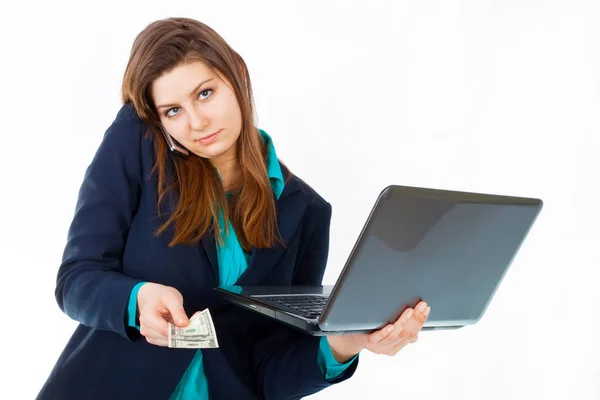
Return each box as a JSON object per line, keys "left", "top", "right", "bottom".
{"left": 389, "top": 338, "right": 410, "bottom": 355}
{"left": 381, "top": 331, "right": 421, "bottom": 357}
{"left": 414, "top": 301, "right": 430, "bottom": 325}
{"left": 140, "top": 325, "right": 167, "bottom": 341}
{"left": 162, "top": 294, "right": 189, "bottom": 327}
{"left": 140, "top": 309, "right": 170, "bottom": 337}
{"left": 403, "top": 302, "right": 429, "bottom": 339}
{"left": 146, "top": 337, "right": 169, "bottom": 347}
{"left": 368, "top": 303, "right": 430, "bottom": 347}
{"left": 378, "top": 307, "right": 415, "bottom": 346}
{"left": 367, "top": 324, "right": 396, "bottom": 345}
{"left": 418, "top": 303, "right": 431, "bottom": 326}
{"left": 389, "top": 333, "right": 419, "bottom": 354}
{"left": 401, "top": 320, "right": 421, "bottom": 343}
{"left": 390, "top": 332, "right": 417, "bottom": 346}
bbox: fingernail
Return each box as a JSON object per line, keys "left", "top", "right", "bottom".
{"left": 419, "top": 303, "right": 428, "bottom": 312}
{"left": 424, "top": 306, "right": 431, "bottom": 316}
{"left": 405, "top": 309, "right": 414, "bottom": 319}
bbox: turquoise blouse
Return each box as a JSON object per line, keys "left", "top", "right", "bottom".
{"left": 127, "top": 130, "right": 357, "bottom": 399}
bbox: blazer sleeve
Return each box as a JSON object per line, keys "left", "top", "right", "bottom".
{"left": 127, "top": 282, "right": 148, "bottom": 330}
{"left": 252, "top": 199, "right": 359, "bottom": 400}
{"left": 55, "top": 109, "right": 146, "bottom": 341}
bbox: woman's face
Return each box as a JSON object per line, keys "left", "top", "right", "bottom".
{"left": 151, "top": 60, "right": 243, "bottom": 163}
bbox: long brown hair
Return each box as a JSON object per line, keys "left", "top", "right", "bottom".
{"left": 121, "top": 17, "right": 287, "bottom": 250}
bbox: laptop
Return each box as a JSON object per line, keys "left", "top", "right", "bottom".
{"left": 215, "top": 184, "right": 543, "bottom": 336}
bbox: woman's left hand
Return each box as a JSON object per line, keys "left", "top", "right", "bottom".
{"left": 326, "top": 301, "right": 430, "bottom": 362}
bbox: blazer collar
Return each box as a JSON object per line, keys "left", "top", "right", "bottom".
{"left": 201, "top": 171, "right": 307, "bottom": 285}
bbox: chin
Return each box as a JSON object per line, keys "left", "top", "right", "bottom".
{"left": 194, "top": 141, "right": 235, "bottom": 160}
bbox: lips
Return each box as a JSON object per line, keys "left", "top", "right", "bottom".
{"left": 195, "top": 129, "right": 222, "bottom": 145}
{"left": 195, "top": 130, "right": 221, "bottom": 141}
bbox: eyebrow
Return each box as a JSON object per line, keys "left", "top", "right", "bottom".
{"left": 156, "top": 77, "right": 214, "bottom": 110}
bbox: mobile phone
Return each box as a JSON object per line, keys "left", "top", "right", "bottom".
{"left": 159, "top": 124, "right": 189, "bottom": 156}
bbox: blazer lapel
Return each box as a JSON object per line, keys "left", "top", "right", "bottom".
{"left": 236, "top": 176, "right": 307, "bottom": 285}
{"left": 200, "top": 230, "right": 219, "bottom": 284}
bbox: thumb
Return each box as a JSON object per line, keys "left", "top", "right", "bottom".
{"left": 162, "top": 294, "right": 189, "bottom": 327}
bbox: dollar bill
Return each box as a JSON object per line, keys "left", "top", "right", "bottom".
{"left": 168, "top": 308, "right": 219, "bottom": 349}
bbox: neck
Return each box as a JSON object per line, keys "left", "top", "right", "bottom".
{"left": 210, "top": 147, "right": 241, "bottom": 192}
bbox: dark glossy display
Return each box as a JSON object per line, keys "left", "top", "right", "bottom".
{"left": 218, "top": 185, "right": 543, "bottom": 335}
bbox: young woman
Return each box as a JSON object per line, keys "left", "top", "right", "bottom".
{"left": 37, "top": 17, "right": 430, "bottom": 400}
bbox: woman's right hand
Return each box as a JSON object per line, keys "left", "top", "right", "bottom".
{"left": 137, "top": 282, "right": 190, "bottom": 347}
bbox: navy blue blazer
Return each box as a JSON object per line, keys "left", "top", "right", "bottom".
{"left": 37, "top": 103, "right": 358, "bottom": 399}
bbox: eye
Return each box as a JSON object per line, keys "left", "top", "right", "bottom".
{"left": 165, "top": 107, "right": 180, "bottom": 118}
{"left": 164, "top": 89, "right": 213, "bottom": 118}
{"left": 198, "top": 88, "right": 213, "bottom": 101}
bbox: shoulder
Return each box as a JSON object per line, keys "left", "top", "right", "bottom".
{"left": 98, "top": 103, "right": 156, "bottom": 157}
{"left": 102, "top": 103, "right": 148, "bottom": 145}
{"left": 283, "top": 169, "right": 332, "bottom": 221}
{"left": 88, "top": 103, "right": 153, "bottom": 180}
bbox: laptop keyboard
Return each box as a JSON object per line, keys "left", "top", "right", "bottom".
{"left": 259, "top": 295, "right": 329, "bottom": 319}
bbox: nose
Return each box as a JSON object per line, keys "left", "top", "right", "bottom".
{"left": 188, "top": 107, "right": 209, "bottom": 131}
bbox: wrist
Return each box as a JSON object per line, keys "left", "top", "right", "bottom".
{"left": 326, "top": 336, "right": 362, "bottom": 363}
{"left": 137, "top": 282, "right": 155, "bottom": 311}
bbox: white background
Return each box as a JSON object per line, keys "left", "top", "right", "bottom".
{"left": 1, "top": 1, "right": 598, "bottom": 399}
